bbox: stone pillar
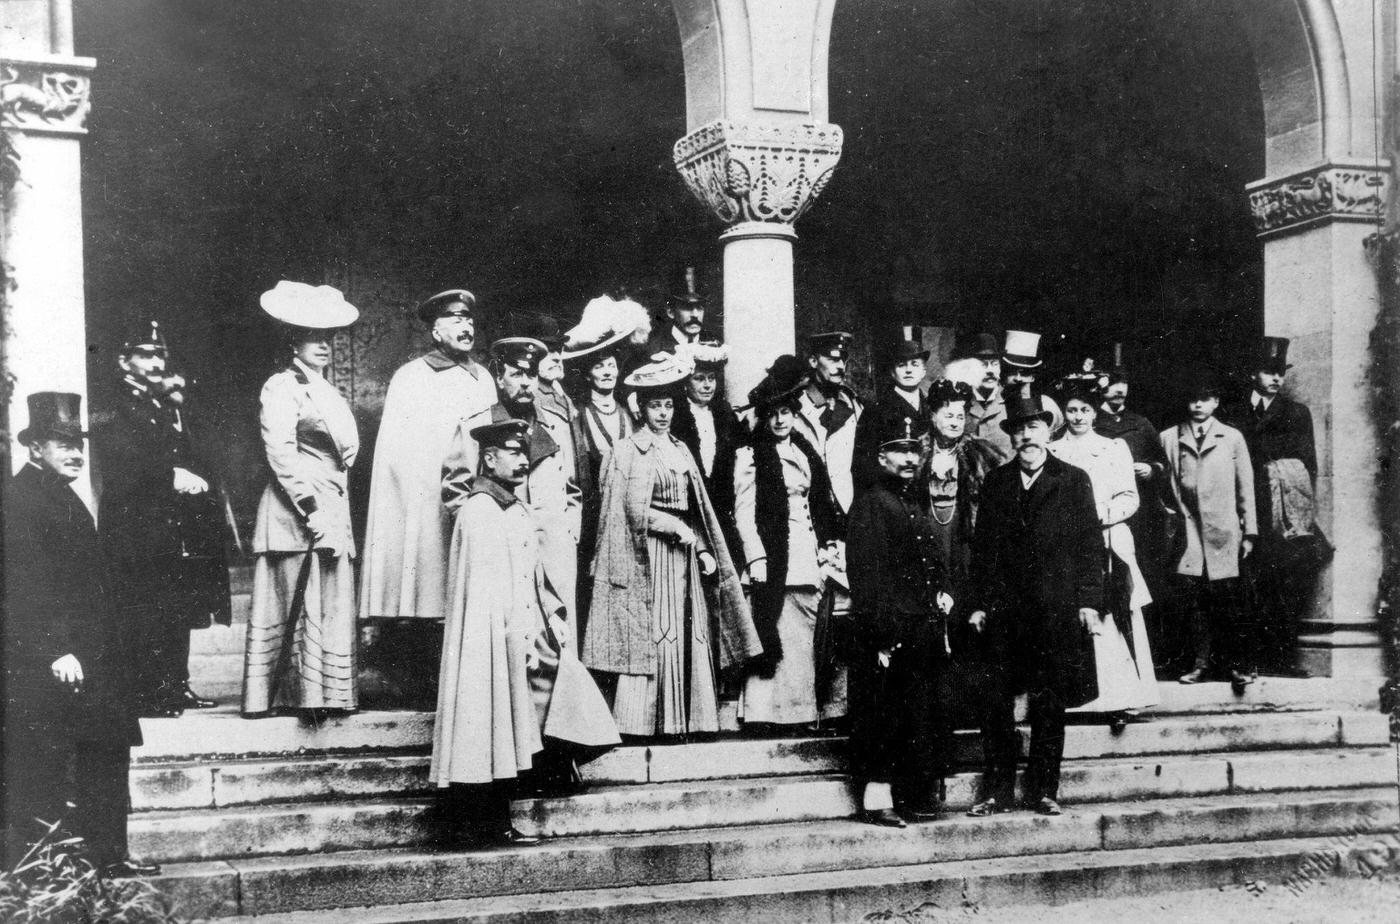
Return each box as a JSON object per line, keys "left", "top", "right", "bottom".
{"left": 1247, "top": 160, "right": 1392, "bottom": 676}
{"left": 1, "top": 1, "right": 95, "bottom": 502}
{"left": 670, "top": 0, "right": 843, "bottom": 399}
{"left": 673, "top": 122, "right": 842, "bottom": 395}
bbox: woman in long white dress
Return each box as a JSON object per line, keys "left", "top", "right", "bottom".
{"left": 1050, "top": 377, "right": 1159, "bottom": 728}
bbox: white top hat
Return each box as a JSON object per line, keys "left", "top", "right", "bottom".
{"left": 1002, "top": 329, "right": 1043, "bottom": 369}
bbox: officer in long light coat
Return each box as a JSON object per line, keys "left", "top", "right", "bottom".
{"left": 442, "top": 338, "right": 583, "bottom": 643}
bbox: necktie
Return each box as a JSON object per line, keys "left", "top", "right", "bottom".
{"left": 1196, "top": 427, "right": 1207, "bottom": 448}
{"left": 1254, "top": 400, "right": 1265, "bottom": 419}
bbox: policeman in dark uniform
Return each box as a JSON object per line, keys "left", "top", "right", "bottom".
{"left": 3, "top": 393, "right": 159, "bottom": 876}
{"left": 96, "top": 321, "right": 230, "bottom": 717}
{"left": 846, "top": 417, "right": 955, "bottom": 826}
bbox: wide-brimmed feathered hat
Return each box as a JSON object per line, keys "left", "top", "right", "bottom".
{"left": 623, "top": 351, "right": 695, "bottom": 396}
{"left": 745, "top": 354, "right": 810, "bottom": 414}
{"left": 560, "top": 296, "right": 652, "bottom": 362}
{"left": 260, "top": 281, "right": 358, "bottom": 329}
{"left": 674, "top": 339, "right": 729, "bottom": 370}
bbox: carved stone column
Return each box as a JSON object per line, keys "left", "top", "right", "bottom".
{"left": 673, "top": 120, "right": 843, "bottom": 396}
{"left": 1247, "top": 160, "right": 1392, "bottom": 677}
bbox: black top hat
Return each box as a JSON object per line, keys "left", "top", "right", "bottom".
{"left": 470, "top": 417, "right": 530, "bottom": 451}
{"left": 490, "top": 337, "right": 548, "bottom": 374}
{"left": 1000, "top": 385, "right": 1055, "bottom": 433}
{"left": 889, "top": 339, "right": 930, "bottom": 365}
{"left": 666, "top": 267, "right": 705, "bottom": 307}
{"left": 953, "top": 331, "right": 1000, "bottom": 360}
{"left": 416, "top": 289, "right": 477, "bottom": 324}
{"left": 121, "top": 319, "right": 169, "bottom": 355}
{"left": 747, "top": 354, "right": 810, "bottom": 414}
{"left": 804, "top": 331, "right": 853, "bottom": 358}
{"left": 18, "top": 392, "right": 87, "bottom": 444}
{"left": 1255, "top": 336, "right": 1292, "bottom": 373}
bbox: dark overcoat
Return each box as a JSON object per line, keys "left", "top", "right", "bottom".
{"left": 1220, "top": 394, "right": 1316, "bottom": 538}
{"left": 95, "top": 380, "right": 230, "bottom": 626}
{"left": 671, "top": 395, "right": 747, "bottom": 560}
{"left": 852, "top": 385, "right": 929, "bottom": 493}
{"left": 966, "top": 454, "right": 1103, "bottom": 707}
{"left": 3, "top": 464, "right": 142, "bottom": 746}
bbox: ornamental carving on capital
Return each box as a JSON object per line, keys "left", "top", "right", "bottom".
{"left": 673, "top": 121, "right": 843, "bottom": 227}
{"left": 1248, "top": 163, "right": 1390, "bottom": 237}
{"left": 1, "top": 60, "right": 92, "bottom": 135}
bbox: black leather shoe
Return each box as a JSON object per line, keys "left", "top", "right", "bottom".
{"left": 902, "top": 801, "right": 943, "bottom": 822}
{"left": 1033, "top": 797, "right": 1063, "bottom": 816}
{"left": 180, "top": 685, "right": 217, "bottom": 709}
{"left": 103, "top": 859, "right": 161, "bottom": 878}
{"left": 966, "top": 797, "right": 1013, "bottom": 817}
{"left": 140, "top": 702, "right": 184, "bottom": 719}
{"left": 1177, "top": 667, "right": 1207, "bottom": 685}
{"left": 493, "top": 828, "right": 541, "bottom": 847}
{"left": 860, "top": 808, "right": 907, "bottom": 828}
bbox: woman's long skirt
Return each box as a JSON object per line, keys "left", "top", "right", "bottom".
{"left": 1069, "top": 606, "right": 1160, "bottom": 713}
{"left": 242, "top": 551, "right": 358, "bottom": 713}
{"left": 612, "top": 535, "right": 718, "bottom": 736}
{"left": 740, "top": 587, "right": 824, "bottom": 725}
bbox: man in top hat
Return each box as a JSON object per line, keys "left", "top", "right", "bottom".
{"left": 965, "top": 389, "right": 1103, "bottom": 817}
{"left": 847, "top": 414, "right": 956, "bottom": 826}
{"left": 1000, "top": 329, "right": 1064, "bottom": 434}
{"left": 853, "top": 338, "right": 931, "bottom": 493}
{"left": 1220, "top": 337, "right": 1316, "bottom": 677}
{"left": 645, "top": 266, "right": 712, "bottom": 357}
{"left": 444, "top": 338, "right": 583, "bottom": 644}
{"left": 95, "top": 321, "right": 230, "bottom": 717}
{"left": 3, "top": 393, "right": 158, "bottom": 876}
{"left": 792, "top": 331, "right": 866, "bottom": 515}
{"left": 432, "top": 417, "right": 619, "bottom": 847}
{"left": 1160, "top": 373, "right": 1258, "bottom": 690}
{"left": 949, "top": 332, "right": 1012, "bottom": 462}
{"left": 359, "top": 290, "right": 497, "bottom": 703}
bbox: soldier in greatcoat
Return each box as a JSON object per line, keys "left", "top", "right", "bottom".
{"left": 442, "top": 338, "right": 583, "bottom": 643}
{"left": 1220, "top": 337, "right": 1319, "bottom": 677}
{"left": 432, "top": 418, "right": 618, "bottom": 847}
{"left": 965, "top": 388, "right": 1103, "bottom": 817}
{"left": 359, "top": 289, "right": 497, "bottom": 705}
{"left": 847, "top": 416, "right": 955, "bottom": 826}
{"left": 3, "top": 393, "right": 159, "bottom": 876}
{"left": 96, "top": 322, "right": 229, "bottom": 717}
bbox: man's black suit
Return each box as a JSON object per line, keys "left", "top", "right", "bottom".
{"left": 3, "top": 464, "right": 142, "bottom": 866}
{"left": 966, "top": 453, "right": 1103, "bottom": 804}
{"left": 1221, "top": 392, "right": 1318, "bottom": 672}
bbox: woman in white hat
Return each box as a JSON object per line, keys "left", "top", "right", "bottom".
{"left": 242, "top": 282, "right": 362, "bottom": 718}
{"left": 581, "top": 352, "right": 762, "bottom": 738}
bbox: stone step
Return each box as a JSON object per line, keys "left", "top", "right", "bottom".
{"left": 158, "top": 789, "right": 1398, "bottom": 919}
{"left": 128, "top": 711, "right": 1390, "bottom": 813}
{"left": 128, "top": 745, "right": 1398, "bottom": 861}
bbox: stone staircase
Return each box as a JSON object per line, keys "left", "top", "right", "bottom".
{"left": 130, "top": 676, "right": 1399, "bottom": 922}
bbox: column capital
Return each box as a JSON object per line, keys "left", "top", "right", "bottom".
{"left": 1, "top": 54, "right": 95, "bottom": 137}
{"left": 673, "top": 120, "right": 843, "bottom": 229}
{"left": 1246, "top": 160, "right": 1391, "bottom": 239}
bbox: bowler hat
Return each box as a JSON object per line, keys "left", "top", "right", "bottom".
{"left": 470, "top": 417, "right": 530, "bottom": 451}
{"left": 1255, "top": 336, "right": 1293, "bottom": 373}
{"left": 889, "top": 339, "right": 930, "bottom": 365}
{"left": 954, "top": 331, "right": 1001, "bottom": 361}
{"left": 524, "top": 315, "right": 567, "bottom": 352}
{"left": 17, "top": 392, "right": 87, "bottom": 444}
{"left": 1185, "top": 371, "right": 1224, "bottom": 402}
{"left": 415, "top": 289, "right": 476, "bottom": 325}
{"left": 1000, "top": 385, "right": 1054, "bottom": 433}
{"left": 490, "top": 337, "right": 548, "bottom": 374}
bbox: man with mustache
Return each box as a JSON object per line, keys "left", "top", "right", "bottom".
{"left": 360, "top": 289, "right": 497, "bottom": 706}
{"left": 954, "top": 332, "right": 1011, "bottom": 462}
{"left": 444, "top": 338, "right": 583, "bottom": 644}
{"left": 965, "top": 387, "right": 1103, "bottom": 817}
{"left": 432, "top": 417, "right": 618, "bottom": 847}
{"left": 646, "top": 267, "right": 713, "bottom": 357}
{"left": 4, "top": 393, "right": 158, "bottom": 876}
{"left": 95, "top": 321, "right": 229, "bottom": 717}
{"left": 792, "top": 331, "right": 865, "bottom": 516}
{"left": 847, "top": 417, "right": 956, "bottom": 825}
